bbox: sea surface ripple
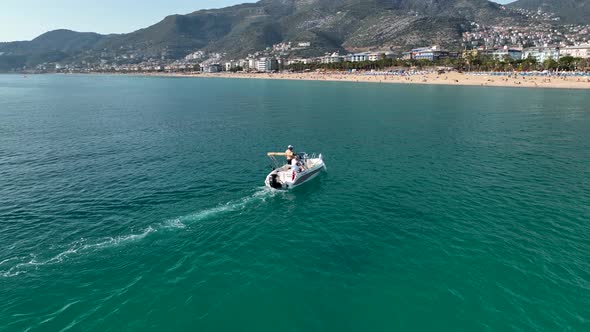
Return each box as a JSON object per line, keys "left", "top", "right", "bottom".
{"left": 0, "top": 74, "right": 589, "bottom": 331}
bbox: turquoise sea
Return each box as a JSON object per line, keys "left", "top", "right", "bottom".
{"left": 0, "top": 74, "right": 589, "bottom": 331}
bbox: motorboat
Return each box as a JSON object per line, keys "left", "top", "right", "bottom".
{"left": 265, "top": 152, "right": 326, "bottom": 190}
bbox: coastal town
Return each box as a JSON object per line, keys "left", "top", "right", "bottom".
{"left": 42, "top": 42, "right": 590, "bottom": 73}
{"left": 40, "top": 25, "right": 590, "bottom": 75}
{"left": 47, "top": 41, "right": 590, "bottom": 74}
{"left": 21, "top": 7, "right": 590, "bottom": 79}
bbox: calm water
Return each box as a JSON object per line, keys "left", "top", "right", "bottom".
{"left": 0, "top": 74, "right": 589, "bottom": 331}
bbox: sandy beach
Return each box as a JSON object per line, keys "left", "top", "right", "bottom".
{"left": 157, "top": 71, "right": 590, "bottom": 89}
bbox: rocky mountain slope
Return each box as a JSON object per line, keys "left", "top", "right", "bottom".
{"left": 0, "top": 0, "right": 531, "bottom": 70}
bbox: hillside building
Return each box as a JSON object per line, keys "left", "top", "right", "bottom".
{"left": 368, "top": 53, "right": 385, "bottom": 61}
{"left": 490, "top": 47, "right": 523, "bottom": 61}
{"left": 404, "top": 46, "right": 451, "bottom": 61}
{"left": 255, "top": 58, "right": 279, "bottom": 72}
{"left": 201, "top": 64, "right": 222, "bottom": 73}
{"left": 322, "top": 53, "right": 343, "bottom": 64}
{"left": 560, "top": 44, "right": 590, "bottom": 58}
{"left": 346, "top": 53, "right": 369, "bottom": 62}
{"left": 522, "top": 46, "right": 560, "bottom": 62}
{"left": 224, "top": 61, "right": 237, "bottom": 71}
{"left": 247, "top": 58, "right": 257, "bottom": 71}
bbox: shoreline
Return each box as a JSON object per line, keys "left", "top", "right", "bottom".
{"left": 197, "top": 71, "right": 590, "bottom": 90}
{"left": 140, "top": 71, "right": 590, "bottom": 90}
{"left": 17, "top": 71, "right": 590, "bottom": 89}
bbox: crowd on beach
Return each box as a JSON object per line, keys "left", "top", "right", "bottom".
{"left": 270, "top": 69, "right": 590, "bottom": 78}
{"left": 184, "top": 68, "right": 590, "bottom": 89}
{"left": 467, "top": 71, "right": 590, "bottom": 77}
{"left": 353, "top": 69, "right": 590, "bottom": 78}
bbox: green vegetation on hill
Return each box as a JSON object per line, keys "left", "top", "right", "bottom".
{"left": 0, "top": 30, "right": 105, "bottom": 69}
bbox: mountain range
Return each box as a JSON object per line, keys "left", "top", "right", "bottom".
{"left": 0, "top": 0, "right": 588, "bottom": 71}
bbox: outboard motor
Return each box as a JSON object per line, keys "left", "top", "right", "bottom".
{"left": 270, "top": 173, "right": 282, "bottom": 189}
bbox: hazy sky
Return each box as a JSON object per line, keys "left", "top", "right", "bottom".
{"left": 1, "top": 0, "right": 515, "bottom": 42}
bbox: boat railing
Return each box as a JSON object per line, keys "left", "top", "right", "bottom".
{"left": 299, "top": 152, "right": 319, "bottom": 160}
{"left": 267, "top": 155, "right": 281, "bottom": 170}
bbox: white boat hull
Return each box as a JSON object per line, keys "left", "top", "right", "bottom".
{"left": 265, "top": 155, "right": 325, "bottom": 190}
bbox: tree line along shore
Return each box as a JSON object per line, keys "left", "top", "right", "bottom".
{"left": 284, "top": 55, "right": 590, "bottom": 73}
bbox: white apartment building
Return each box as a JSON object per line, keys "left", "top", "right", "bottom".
{"left": 322, "top": 53, "right": 343, "bottom": 64}
{"left": 367, "top": 53, "right": 385, "bottom": 61}
{"left": 522, "top": 47, "right": 560, "bottom": 62}
{"left": 247, "top": 58, "right": 257, "bottom": 71}
{"left": 256, "top": 58, "right": 271, "bottom": 72}
{"left": 224, "top": 62, "right": 235, "bottom": 71}
{"left": 255, "top": 58, "right": 279, "bottom": 72}
{"left": 346, "top": 53, "right": 369, "bottom": 62}
{"left": 560, "top": 44, "right": 590, "bottom": 58}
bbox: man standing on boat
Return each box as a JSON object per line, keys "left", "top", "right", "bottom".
{"left": 267, "top": 145, "right": 295, "bottom": 165}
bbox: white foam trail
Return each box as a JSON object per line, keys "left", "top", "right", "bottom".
{"left": 1, "top": 188, "right": 279, "bottom": 278}
{"left": 0, "top": 257, "right": 21, "bottom": 267}
{"left": 1, "top": 227, "right": 156, "bottom": 278}
{"left": 165, "top": 187, "right": 278, "bottom": 225}
{"left": 162, "top": 218, "right": 187, "bottom": 229}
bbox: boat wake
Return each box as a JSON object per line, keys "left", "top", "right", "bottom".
{"left": 0, "top": 227, "right": 157, "bottom": 278}
{"left": 0, "top": 187, "right": 279, "bottom": 278}
{"left": 162, "top": 187, "right": 279, "bottom": 229}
